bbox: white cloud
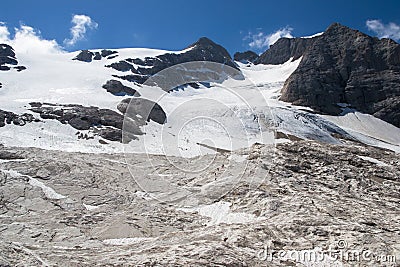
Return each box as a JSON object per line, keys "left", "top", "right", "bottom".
{"left": 0, "top": 22, "right": 10, "bottom": 42}
{"left": 246, "top": 27, "right": 293, "bottom": 51}
{"left": 64, "top": 14, "right": 98, "bottom": 46}
{"left": 0, "top": 23, "right": 62, "bottom": 54}
{"left": 366, "top": 19, "right": 400, "bottom": 41}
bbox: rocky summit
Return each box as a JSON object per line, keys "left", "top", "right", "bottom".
{"left": 279, "top": 23, "right": 400, "bottom": 127}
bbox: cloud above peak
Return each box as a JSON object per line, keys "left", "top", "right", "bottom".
{"left": 366, "top": 19, "right": 400, "bottom": 41}
{"left": 64, "top": 14, "right": 98, "bottom": 46}
{"left": 0, "top": 23, "right": 62, "bottom": 54}
{"left": 0, "top": 22, "right": 11, "bottom": 41}
{"left": 245, "top": 27, "right": 293, "bottom": 51}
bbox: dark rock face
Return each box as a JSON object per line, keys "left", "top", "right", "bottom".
{"left": 106, "top": 61, "right": 133, "bottom": 72}
{"left": 102, "top": 80, "right": 140, "bottom": 96}
{"left": 112, "top": 74, "right": 148, "bottom": 85}
{"left": 0, "top": 44, "right": 26, "bottom": 72}
{"left": 0, "top": 110, "right": 39, "bottom": 127}
{"left": 118, "top": 98, "right": 167, "bottom": 125}
{"left": 73, "top": 49, "right": 118, "bottom": 62}
{"left": 255, "top": 38, "right": 315, "bottom": 65}
{"left": 108, "top": 37, "right": 237, "bottom": 86}
{"left": 101, "top": 49, "right": 118, "bottom": 58}
{"left": 233, "top": 51, "right": 259, "bottom": 63}
{"left": 0, "top": 44, "right": 17, "bottom": 66}
{"left": 14, "top": 66, "right": 26, "bottom": 72}
{"left": 280, "top": 23, "right": 400, "bottom": 127}
{"left": 73, "top": 50, "right": 94, "bottom": 62}
{"left": 93, "top": 52, "right": 102, "bottom": 60}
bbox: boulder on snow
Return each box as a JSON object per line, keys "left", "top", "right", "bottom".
{"left": 102, "top": 80, "right": 140, "bottom": 96}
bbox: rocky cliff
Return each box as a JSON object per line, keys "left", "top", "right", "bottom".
{"left": 255, "top": 37, "right": 315, "bottom": 65}
{"left": 279, "top": 23, "right": 400, "bottom": 127}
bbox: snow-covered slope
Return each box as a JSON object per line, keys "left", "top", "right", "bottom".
{"left": 1, "top": 44, "right": 399, "bottom": 156}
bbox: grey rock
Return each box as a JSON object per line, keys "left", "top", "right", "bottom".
{"left": 29, "top": 101, "right": 165, "bottom": 142}
{"left": 29, "top": 103, "right": 124, "bottom": 140}
{"left": 73, "top": 50, "right": 94, "bottom": 62}
{"left": 0, "top": 44, "right": 18, "bottom": 66}
{"left": 102, "top": 79, "right": 140, "bottom": 96}
{"left": 119, "top": 98, "right": 167, "bottom": 124}
{"left": 0, "top": 109, "right": 38, "bottom": 128}
{"left": 99, "top": 128, "right": 122, "bottom": 142}
{"left": 105, "top": 61, "right": 134, "bottom": 72}
{"left": 234, "top": 51, "right": 259, "bottom": 63}
{"left": 255, "top": 37, "right": 315, "bottom": 65}
{"left": 13, "top": 66, "right": 26, "bottom": 72}
{"left": 93, "top": 52, "right": 102, "bottom": 60}
{"left": 280, "top": 23, "right": 400, "bottom": 127}
{"left": 101, "top": 49, "right": 118, "bottom": 58}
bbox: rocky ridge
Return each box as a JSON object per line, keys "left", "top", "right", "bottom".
{"left": 28, "top": 100, "right": 166, "bottom": 142}
{"left": 255, "top": 37, "right": 314, "bottom": 65}
{"left": 234, "top": 50, "right": 259, "bottom": 63}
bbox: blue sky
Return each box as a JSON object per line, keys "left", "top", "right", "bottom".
{"left": 1, "top": 0, "right": 400, "bottom": 54}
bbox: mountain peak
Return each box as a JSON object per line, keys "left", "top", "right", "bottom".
{"left": 187, "top": 37, "right": 221, "bottom": 50}
{"left": 324, "top": 22, "right": 359, "bottom": 36}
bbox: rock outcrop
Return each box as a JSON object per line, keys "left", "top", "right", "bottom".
{"left": 73, "top": 49, "right": 118, "bottom": 62}
{"left": 0, "top": 110, "right": 39, "bottom": 127}
{"left": 278, "top": 23, "right": 400, "bottom": 127}
{"left": 29, "top": 103, "right": 124, "bottom": 141}
{"left": 118, "top": 98, "right": 167, "bottom": 124}
{"left": 233, "top": 51, "right": 259, "bottom": 63}
{"left": 102, "top": 80, "right": 140, "bottom": 96}
{"left": 255, "top": 37, "right": 314, "bottom": 65}
{"left": 29, "top": 100, "right": 166, "bottom": 142}
{"left": 0, "top": 44, "right": 26, "bottom": 72}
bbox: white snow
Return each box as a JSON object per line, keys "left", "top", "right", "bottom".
{"left": 300, "top": 32, "right": 324, "bottom": 39}
{"left": 0, "top": 120, "right": 125, "bottom": 153}
{"left": 178, "top": 201, "right": 264, "bottom": 226}
{"left": 83, "top": 203, "right": 99, "bottom": 211}
{"left": 0, "top": 169, "right": 67, "bottom": 199}
{"left": 323, "top": 111, "right": 400, "bottom": 146}
{"left": 28, "top": 177, "right": 67, "bottom": 199}
{"left": 102, "top": 237, "right": 155, "bottom": 246}
{"left": 357, "top": 156, "right": 389, "bottom": 167}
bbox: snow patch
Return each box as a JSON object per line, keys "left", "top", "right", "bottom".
{"left": 178, "top": 201, "right": 264, "bottom": 226}
{"left": 102, "top": 237, "right": 155, "bottom": 246}
{"left": 300, "top": 32, "right": 324, "bottom": 38}
{"left": 83, "top": 203, "right": 99, "bottom": 211}
{"left": 357, "top": 156, "right": 389, "bottom": 167}
{"left": 1, "top": 169, "right": 67, "bottom": 199}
